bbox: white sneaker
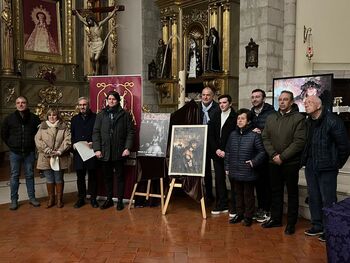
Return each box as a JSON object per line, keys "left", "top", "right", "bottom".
{"left": 211, "top": 208, "right": 229, "bottom": 215}
{"left": 256, "top": 212, "right": 271, "bottom": 223}
{"left": 229, "top": 212, "right": 237, "bottom": 218}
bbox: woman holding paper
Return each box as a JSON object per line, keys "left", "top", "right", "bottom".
{"left": 35, "top": 108, "right": 71, "bottom": 208}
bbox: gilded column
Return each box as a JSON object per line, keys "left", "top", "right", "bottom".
{"left": 1, "top": 0, "right": 14, "bottom": 74}
{"left": 65, "top": 0, "right": 73, "bottom": 64}
{"left": 209, "top": 4, "right": 218, "bottom": 30}
{"left": 108, "top": 0, "right": 118, "bottom": 74}
{"left": 170, "top": 15, "right": 178, "bottom": 79}
{"left": 161, "top": 17, "right": 169, "bottom": 43}
{"left": 222, "top": 3, "right": 230, "bottom": 73}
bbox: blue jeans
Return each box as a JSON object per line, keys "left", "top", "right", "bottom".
{"left": 305, "top": 160, "right": 338, "bottom": 231}
{"left": 9, "top": 151, "right": 36, "bottom": 201}
{"left": 43, "top": 169, "right": 64, "bottom": 184}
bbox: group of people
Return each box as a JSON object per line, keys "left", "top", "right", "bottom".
{"left": 1, "top": 86, "right": 349, "bottom": 243}
{"left": 1, "top": 90, "right": 135, "bottom": 211}
{"left": 200, "top": 86, "right": 349, "bottom": 242}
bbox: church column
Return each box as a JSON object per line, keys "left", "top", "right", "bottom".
{"left": 0, "top": 0, "right": 14, "bottom": 74}
{"left": 170, "top": 14, "right": 178, "bottom": 79}
{"left": 222, "top": 2, "right": 230, "bottom": 74}
{"left": 209, "top": 4, "right": 218, "bottom": 30}
{"left": 108, "top": 0, "right": 118, "bottom": 74}
{"left": 161, "top": 17, "right": 169, "bottom": 43}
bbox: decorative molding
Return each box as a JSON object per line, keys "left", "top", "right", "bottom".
{"left": 183, "top": 9, "right": 208, "bottom": 32}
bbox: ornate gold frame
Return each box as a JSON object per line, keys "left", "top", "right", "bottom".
{"left": 12, "top": 0, "right": 74, "bottom": 64}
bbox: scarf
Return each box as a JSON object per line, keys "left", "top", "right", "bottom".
{"left": 202, "top": 101, "right": 213, "bottom": 124}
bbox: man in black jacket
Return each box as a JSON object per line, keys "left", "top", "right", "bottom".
{"left": 92, "top": 91, "right": 135, "bottom": 211}
{"left": 71, "top": 97, "right": 98, "bottom": 208}
{"left": 302, "top": 96, "right": 350, "bottom": 242}
{"left": 250, "top": 89, "right": 275, "bottom": 223}
{"left": 198, "top": 87, "right": 220, "bottom": 202}
{"left": 208, "top": 94, "right": 237, "bottom": 215}
{"left": 1, "top": 96, "right": 41, "bottom": 210}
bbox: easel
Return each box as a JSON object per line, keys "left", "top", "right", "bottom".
{"left": 128, "top": 157, "right": 166, "bottom": 211}
{"left": 162, "top": 177, "right": 207, "bottom": 219}
{"left": 128, "top": 178, "right": 164, "bottom": 211}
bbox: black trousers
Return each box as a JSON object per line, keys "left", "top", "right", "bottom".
{"left": 212, "top": 158, "right": 228, "bottom": 209}
{"left": 101, "top": 160, "right": 125, "bottom": 200}
{"left": 204, "top": 156, "right": 214, "bottom": 198}
{"left": 269, "top": 163, "right": 300, "bottom": 225}
{"left": 76, "top": 169, "right": 97, "bottom": 199}
{"left": 255, "top": 162, "right": 271, "bottom": 211}
{"left": 234, "top": 180, "right": 255, "bottom": 218}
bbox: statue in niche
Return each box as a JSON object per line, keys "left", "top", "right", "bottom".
{"left": 155, "top": 39, "right": 171, "bottom": 79}
{"left": 205, "top": 27, "right": 220, "bottom": 72}
{"left": 187, "top": 38, "right": 202, "bottom": 78}
{"left": 73, "top": 6, "right": 118, "bottom": 75}
{"left": 148, "top": 60, "right": 157, "bottom": 80}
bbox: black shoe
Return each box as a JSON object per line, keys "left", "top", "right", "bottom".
{"left": 116, "top": 201, "right": 124, "bottom": 211}
{"left": 304, "top": 227, "right": 323, "bottom": 236}
{"left": 100, "top": 199, "right": 114, "bottom": 210}
{"left": 90, "top": 198, "right": 99, "bottom": 208}
{"left": 261, "top": 219, "right": 282, "bottom": 228}
{"left": 74, "top": 199, "right": 85, "bottom": 209}
{"left": 318, "top": 233, "right": 326, "bottom": 242}
{"left": 229, "top": 214, "right": 244, "bottom": 224}
{"left": 243, "top": 217, "right": 253, "bottom": 227}
{"left": 284, "top": 224, "right": 295, "bottom": 235}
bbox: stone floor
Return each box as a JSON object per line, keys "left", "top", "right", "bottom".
{"left": 0, "top": 191, "right": 327, "bottom": 263}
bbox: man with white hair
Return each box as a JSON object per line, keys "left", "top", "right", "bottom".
{"left": 302, "top": 95, "right": 350, "bottom": 242}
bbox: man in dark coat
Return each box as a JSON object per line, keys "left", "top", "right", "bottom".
{"left": 250, "top": 89, "right": 275, "bottom": 223}
{"left": 1, "top": 96, "right": 41, "bottom": 210}
{"left": 302, "top": 96, "right": 350, "bottom": 242}
{"left": 92, "top": 91, "right": 135, "bottom": 211}
{"left": 198, "top": 87, "right": 220, "bottom": 203}
{"left": 262, "top": 91, "right": 306, "bottom": 235}
{"left": 71, "top": 97, "right": 98, "bottom": 208}
{"left": 208, "top": 94, "right": 237, "bottom": 216}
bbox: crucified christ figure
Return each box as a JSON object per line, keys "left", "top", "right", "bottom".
{"left": 73, "top": 6, "right": 118, "bottom": 75}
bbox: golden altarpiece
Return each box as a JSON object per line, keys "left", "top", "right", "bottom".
{"left": 0, "top": 0, "right": 111, "bottom": 152}
{"left": 153, "top": 0, "right": 239, "bottom": 107}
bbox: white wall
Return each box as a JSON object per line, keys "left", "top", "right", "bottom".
{"left": 295, "top": 0, "right": 350, "bottom": 75}
{"left": 116, "top": 0, "right": 142, "bottom": 75}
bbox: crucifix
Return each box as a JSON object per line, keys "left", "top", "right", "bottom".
{"left": 72, "top": 1, "right": 125, "bottom": 75}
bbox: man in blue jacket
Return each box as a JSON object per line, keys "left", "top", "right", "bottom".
{"left": 1, "top": 96, "right": 41, "bottom": 210}
{"left": 302, "top": 95, "right": 350, "bottom": 242}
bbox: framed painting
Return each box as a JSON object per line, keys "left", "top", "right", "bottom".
{"left": 273, "top": 74, "right": 333, "bottom": 112}
{"left": 138, "top": 113, "right": 171, "bottom": 158}
{"left": 168, "top": 125, "right": 207, "bottom": 177}
{"left": 21, "top": 0, "right": 62, "bottom": 62}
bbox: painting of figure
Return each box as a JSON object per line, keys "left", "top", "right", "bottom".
{"left": 169, "top": 125, "right": 207, "bottom": 177}
{"left": 23, "top": 0, "right": 61, "bottom": 54}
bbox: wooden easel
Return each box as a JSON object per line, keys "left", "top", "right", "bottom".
{"left": 162, "top": 178, "right": 207, "bottom": 219}
{"left": 128, "top": 178, "right": 165, "bottom": 211}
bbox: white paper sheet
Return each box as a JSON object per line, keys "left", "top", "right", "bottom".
{"left": 74, "top": 141, "right": 95, "bottom": 162}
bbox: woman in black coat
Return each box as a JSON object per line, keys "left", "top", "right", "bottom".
{"left": 225, "top": 109, "right": 266, "bottom": 226}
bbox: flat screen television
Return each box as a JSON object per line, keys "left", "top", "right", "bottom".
{"left": 272, "top": 73, "right": 333, "bottom": 112}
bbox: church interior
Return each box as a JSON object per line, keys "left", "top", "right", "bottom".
{"left": 0, "top": 0, "right": 349, "bottom": 262}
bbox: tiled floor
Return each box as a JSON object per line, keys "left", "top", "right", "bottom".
{"left": 0, "top": 192, "right": 327, "bottom": 263}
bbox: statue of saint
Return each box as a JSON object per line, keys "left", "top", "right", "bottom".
{"left": 205, "top": 27, "right": 220, "bottom": 72}
{"left": 187, "top": 38, "right": 202, "bottom": 78}
{"left": 73, "top": 6, "right": 118, "bottom": 75}
{"left": 155, "top": 39, "right": 171, "bottom": 79}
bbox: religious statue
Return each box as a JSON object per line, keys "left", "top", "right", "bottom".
{"left": 73, "top": 6, "right": 118, "bottom": 75}
{"left": 148, "top": 60, "right": 157, "bottom": 80}
{"left": 187, "top": 38, "right": 202, "bottom": 78}
{"left": 205, "top": 27, "right": 220, "bottom": 72}
{"left": 155, "top": 39, "right": 171, "bottom": 79}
